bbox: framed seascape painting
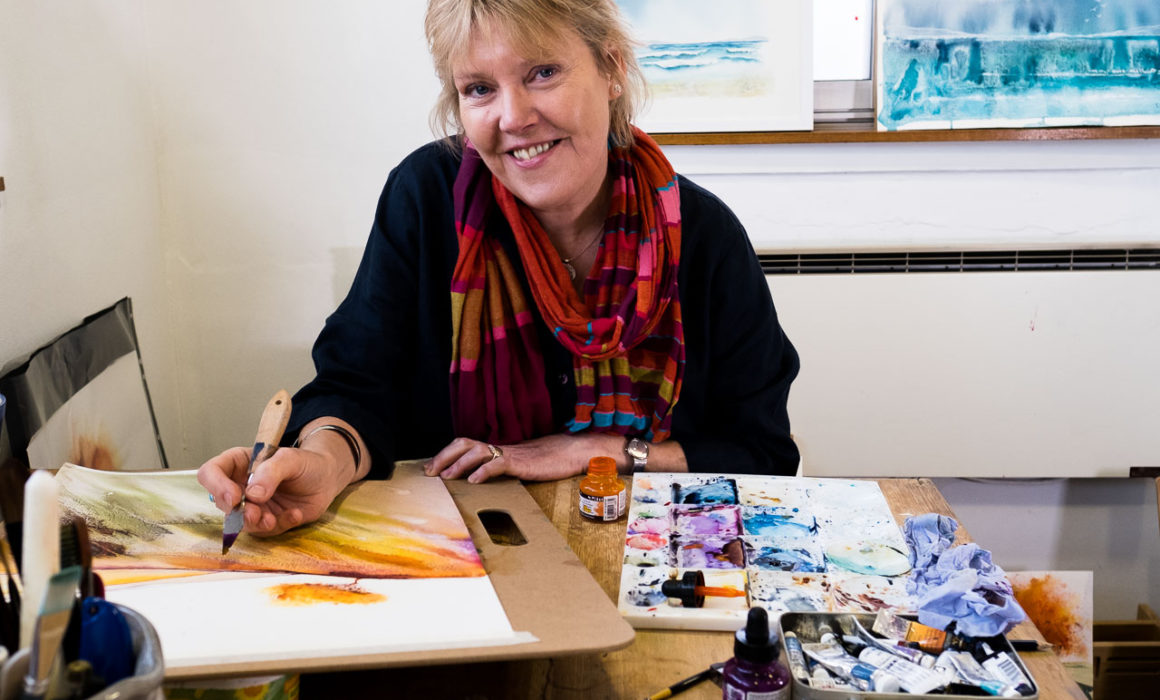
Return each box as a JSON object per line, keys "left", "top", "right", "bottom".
{"left": 617, "top": 0, "right": 814, "bottom": 134}
{"left": 876, "top": 0, "right": 1160, "bottom": 131}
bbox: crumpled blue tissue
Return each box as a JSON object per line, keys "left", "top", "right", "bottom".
{"left": 903, "top": 513, "right": 1026, "bottom": 637}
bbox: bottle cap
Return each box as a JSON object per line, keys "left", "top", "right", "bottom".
{"left": 734, "top": 606, "right": 777, "bottom": 664}
{"left": 660, "top": 571, "right": 706, "bottom": 608}
{"left": 586, "top": 456, "right": 617, "bottom": 475}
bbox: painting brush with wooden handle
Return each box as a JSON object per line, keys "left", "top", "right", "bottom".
{"left": 0, "top": 510, "right": 23, "bottom": 652}
{"left": 222, "top": 390, "right": 292, "bottom": 554}
{"left": 20, "top": 470, "right": 59, "bottom": 650}
{"left": 21, "top": 565, "right": 81, "bottom": 700}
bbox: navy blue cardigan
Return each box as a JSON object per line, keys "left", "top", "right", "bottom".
{"left": 286, "top": 141, "right": 800, "bottom": 477}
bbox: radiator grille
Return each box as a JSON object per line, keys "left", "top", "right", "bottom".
{"left": 760, "top": 248, "right": 1160, "bottom": 275}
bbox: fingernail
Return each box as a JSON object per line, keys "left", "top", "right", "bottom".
{"left": 246, "top": 483, "right": 267, "bottom": 499}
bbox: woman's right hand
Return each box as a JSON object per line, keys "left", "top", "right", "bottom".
{"left": 197, "top": 443, "right": 348, "bottom": 537}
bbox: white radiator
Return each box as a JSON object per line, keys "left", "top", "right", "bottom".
{"left": 767, "top": 264, "right": 1160, "bottom": 478}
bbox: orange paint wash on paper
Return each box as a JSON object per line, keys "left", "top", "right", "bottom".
{"left": 266, "top": 582, "right": 386, "bottom": 606}
{"left": 1012, "top": 574, "right": 1088, "bottom": 658}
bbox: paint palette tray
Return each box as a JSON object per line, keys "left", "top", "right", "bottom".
{"left": 617, "top": 473, "right": 917, "bottom": 631}
{"left": 779, "top": 612, "right": 1039, "bottom": 699}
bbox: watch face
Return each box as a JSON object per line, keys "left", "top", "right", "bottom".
{"left": 627, "top": 438, "right": 648, "bottom": 459}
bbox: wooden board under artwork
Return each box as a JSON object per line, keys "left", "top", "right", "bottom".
{"left": 618, "top": 473, "right": 916, "bottom": 631}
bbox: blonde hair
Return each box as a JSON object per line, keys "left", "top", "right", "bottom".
{"left": 425, "top": 0, "right": 645, "bottom": 148}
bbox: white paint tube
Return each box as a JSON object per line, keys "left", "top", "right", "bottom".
{"left": 801, "top": 638, "right": 872, "bottom": 691}
{"left": 935, "top": 651, "right": 1022, "bottom": 698}
{"left": 808, "top": 661, "right": 839, "bottom": 690}
{"left": 858, "top": 646, "right": 948, "bottom": 694}
{"left": 851, "top": 614, "right": 938, "bottom": 668}
{"left": 800, "top": 637, "right": 901, "bottom": 692}
{"left": 807, "top": 659, "right": 857, "bottom": 690}
{"left": 977, "top": 642, "right": 1035, "bottom": 695}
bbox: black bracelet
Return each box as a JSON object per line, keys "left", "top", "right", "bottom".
{"left": 294, "top": 424, "right": 362, "bottom": 479}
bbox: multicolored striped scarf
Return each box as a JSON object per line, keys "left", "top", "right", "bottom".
{"left": 449, "top": 127, "right": 684, "bottom": 444}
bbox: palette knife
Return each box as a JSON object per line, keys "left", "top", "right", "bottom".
{"left": 222, "top": 389, "right": 292, "bottom": 554}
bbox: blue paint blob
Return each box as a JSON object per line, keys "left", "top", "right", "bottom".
{"left": 747, "top": 546, "right": 825, "bottom": 573}
{"left": 741, "top": 506, "right": 818, "bottom": 538}
{"left": 672, "top": 478, "right": 738, "bottom": 505}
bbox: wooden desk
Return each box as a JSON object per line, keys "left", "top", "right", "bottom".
{"left": 302, "top": 477, "right": 1086, "bottom": 699}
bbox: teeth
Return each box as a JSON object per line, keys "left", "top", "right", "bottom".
{"left": 512, "top": 141, "right": 553, "bottom": 161}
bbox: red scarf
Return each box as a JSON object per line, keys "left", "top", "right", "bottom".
{"left": 450, "top": 127, "right": 684, "bottom": 444}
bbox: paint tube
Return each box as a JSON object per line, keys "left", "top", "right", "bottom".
{"left": 807, "top": 660, "right": 839, "bottom": 690}
{"left": 800, "top": 636, "right": 902, "bottom": 692}
{"left": 851, "top": 614, "right": 938, "bottom": 668}
{"left": 800, "top": 637, "right": 872, "bottom": 691}
{"left": 858, "top": 646, "right": 948, "bottom": 694}
{"left": 873, "top": 609, "right": 947, "bottom": 653}
{"left": 848, "top": 662, "right": 902, "bottom": 693}
{"left": 782, "top": 631, "right": 810, "bottom": 684}
{"left": 977, "top": 642, "right": 1035, "bottom": 695}
{"left": 935, "top": 650, "right": 1022, "bottom": 697}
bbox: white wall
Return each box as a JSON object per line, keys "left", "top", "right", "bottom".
{"left": 141, "top": 2, "right": 437, "bottom": 457}
{"left": 0, "top": 0, "right": 173, "bottom": 445}
{"left": 1, "top": 2, "right": 1156, "bottom": 619}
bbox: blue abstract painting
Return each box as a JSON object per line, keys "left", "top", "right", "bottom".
{"left": 877, "top": 0, "right": 1160, "bottom": 130}
{"left": 617, "top": 0, "right": 812, "bottom": 132}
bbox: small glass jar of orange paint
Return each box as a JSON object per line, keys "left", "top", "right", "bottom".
{"left": 579, "top": 456, "right": 626, "bottom": 522}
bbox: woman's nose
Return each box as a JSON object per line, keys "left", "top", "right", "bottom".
{"left": 498, "top": 87, "right": 537, "bottom": 132}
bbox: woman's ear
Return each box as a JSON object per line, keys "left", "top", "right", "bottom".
{"left": 605, "top": 47, "right": 626, "bottom": 100}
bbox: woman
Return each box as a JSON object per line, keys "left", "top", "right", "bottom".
{"left": 199, "top": 0, "right": 799, "bottom": 537}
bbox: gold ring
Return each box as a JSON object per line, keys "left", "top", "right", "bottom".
{"left": 486, "top": 444, "right": 503, "bottom": 462}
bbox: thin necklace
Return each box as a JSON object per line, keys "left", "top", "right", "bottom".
{"left": 560, "top": 228, "right": 604, "bottom": 280}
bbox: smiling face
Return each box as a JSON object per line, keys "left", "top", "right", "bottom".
{"left": 453, "top": 24, "right": 617, "bottom": 231}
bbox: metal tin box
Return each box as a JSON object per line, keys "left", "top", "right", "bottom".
{"left": 779, "top": 611, "right": 1039, "bottom": 699}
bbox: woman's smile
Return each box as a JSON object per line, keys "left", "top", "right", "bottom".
{"left": 509, "top": 139, "right": 560, "bottom": 162}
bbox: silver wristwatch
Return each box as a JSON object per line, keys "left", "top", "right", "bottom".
{"left": 624, "top": 437, "right": 649, "bottom": 473}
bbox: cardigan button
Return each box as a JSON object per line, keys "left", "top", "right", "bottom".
{"left": 559, "top": 373, "right": 570, "bottom": 385}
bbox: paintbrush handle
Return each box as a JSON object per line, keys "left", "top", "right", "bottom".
{"left": 20, "top": 471, "right": 60, "bottom": 650}
{"left": 251, "top": 390, "right": 292, "bottom": 465}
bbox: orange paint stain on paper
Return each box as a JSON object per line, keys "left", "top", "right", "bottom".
{"left": 1012, "top": 574, "right": 1088, "bottom": 659}
{"left": 266, "top": 582, "right": 386, "bottom": 606}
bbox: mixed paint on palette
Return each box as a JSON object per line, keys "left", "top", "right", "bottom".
{"left": 619, "top": 474, "right": 916, "bottom": 631}
{"left": 877, "top": 0, "right": 1160, "bottom": 130}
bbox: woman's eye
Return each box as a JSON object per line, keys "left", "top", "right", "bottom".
{"left": 535, "top": 66, "right": 557, "bottom": 80}
{"left": 463, "top": 84, "right": 491, "bottom": 98}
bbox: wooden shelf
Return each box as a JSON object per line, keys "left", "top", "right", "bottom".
{"left": 652, "top": 123, "right": 1160, "bottom": 146}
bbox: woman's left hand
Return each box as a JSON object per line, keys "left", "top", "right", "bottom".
{"left": 425, "top": 432, "right": 625, "bottom": 483}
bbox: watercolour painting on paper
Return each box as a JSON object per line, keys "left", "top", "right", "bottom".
{"left": 619, "top": 473, "right": 916, "bottom": 631}
{"left": 1008, "top": 570, "right": 1094, "bottom": 665}
{"left": 877, "top": 0, "right": 1160, "bottom": 130}
{"left": 616, "top": 0, "right": 813, "bottom": 133}
{"left": 55, "top": 463, "right": 485, "bottom": 581}
{"left": 54, "top": 464, "right": 530, "bottom": 669}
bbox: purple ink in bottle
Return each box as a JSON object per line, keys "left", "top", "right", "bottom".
{"left": 721, "top": 607, "right": 790, "bottom": 700}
